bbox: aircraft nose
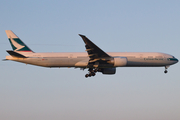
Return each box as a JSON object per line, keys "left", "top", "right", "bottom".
{"left": 173, "top": 57, "right": 179, "bottom": 63}
{"left": 168, "top": 57, "right": 178, "bottom": 64}
{"left": 175, "top": 58, "right": 179, "bottom": 63}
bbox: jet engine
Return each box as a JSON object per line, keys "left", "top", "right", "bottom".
{"left": 101, "top": 68, "right": 116, "bottom": 74}
{"left": 107, "top": 57, "right": 127, "bottom": 67}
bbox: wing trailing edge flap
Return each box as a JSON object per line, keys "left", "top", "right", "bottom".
{"left": 89, "top": 58, "right": 112, "bottom": 63}
{"left": 79, "top": 34, "right": 112, "bottom": 62}
{"left": 6, "top": 50, "right": 27, "bottom": 58}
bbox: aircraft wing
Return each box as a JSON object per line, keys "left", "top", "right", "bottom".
{"left": 79, "top": 34, "right": 112, "bottom": 63}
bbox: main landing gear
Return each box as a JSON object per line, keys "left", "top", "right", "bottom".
{"left": 85, "top": 68, "right": 100, "bottom": 78}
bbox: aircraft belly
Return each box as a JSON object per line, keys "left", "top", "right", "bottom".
{"left": 9, "top": 58, "right": 68, "bottom": 67}
{"left": 127, "top": 58, "right": 170, "bottom": 67}
{"left": 8, "top": 57, "right": 88, "bottom": 67}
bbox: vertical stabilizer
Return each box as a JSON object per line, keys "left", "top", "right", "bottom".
{"left": 5, "top": 30, "right": 33, "bottom": 52}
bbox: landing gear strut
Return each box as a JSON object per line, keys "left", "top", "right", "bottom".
{"left": 164, "top": 66, "right": 169, "bottom": 74}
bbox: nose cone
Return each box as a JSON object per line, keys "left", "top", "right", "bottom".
{"left": 170, "top": 57, "right": 179, "bottom": 64}
{"left": 175, "top": 58, "right": 179, "bottom": 63}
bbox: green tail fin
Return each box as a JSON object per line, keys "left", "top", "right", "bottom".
{"left": 5, "top": 30, "right": 33, "bottom": 52}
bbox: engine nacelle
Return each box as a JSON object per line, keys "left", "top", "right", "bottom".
{"left": 108, "top": 57, "right": 127, "bottom": 67}
{"left": 101, "top": 68, "right": 116, "bottom": 74}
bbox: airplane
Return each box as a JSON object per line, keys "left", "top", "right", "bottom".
{"left": 4, "top": 30, "right": 178, "bottom": 78}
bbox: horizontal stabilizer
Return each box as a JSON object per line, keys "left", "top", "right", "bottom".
{"left": 2, "top": 59, "right": 8, "bottom": 61}
{"left": 6, "top": 50, "right": 27, "bottom": 58}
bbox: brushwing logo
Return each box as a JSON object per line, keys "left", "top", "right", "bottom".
{"left": 10, "top": 37, "right": 25, "bottom": 51}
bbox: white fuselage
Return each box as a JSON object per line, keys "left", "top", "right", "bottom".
{"left": 6, "top": 52, "right": 178, "bottom": 68}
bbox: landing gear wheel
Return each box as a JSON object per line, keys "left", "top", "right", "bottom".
{"left": 91, "top": 72, "right": 96, "bottom": 76}
{"left": 85, "top": 68, "right": 98, "bottom": 78}
{"left": 164, "top": 70, "right": 168, "bottom": 74}
{"left": 85, "top": 74, "right": 89, "bottom": 78}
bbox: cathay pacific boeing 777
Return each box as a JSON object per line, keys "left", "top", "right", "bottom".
{"left": 4, "top": 30, "right": 178, "bottom": 78}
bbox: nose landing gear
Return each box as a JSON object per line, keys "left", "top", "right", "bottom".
{"left": 164, "top": 66, "right": 169, "bottom": 74}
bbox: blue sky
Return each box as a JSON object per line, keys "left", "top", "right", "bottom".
{"left": 0, "top": 0, "right": 180, "bottom": 120}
